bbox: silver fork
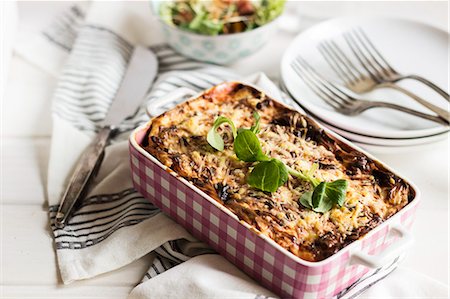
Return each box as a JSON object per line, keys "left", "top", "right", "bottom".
{"left": 291, "top": 56, "right": 447, "bottom": 125}
{"left": 318, "top": 28, "right": 450, "bottom": 122}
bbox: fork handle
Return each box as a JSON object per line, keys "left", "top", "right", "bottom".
{"left": 381, "top": 82, "right": 450, "bottom": 121}
{"left": 400, "top": 75, "right": 450, "bottom": 103}
{"left": 366, "top": 101, "right": 449, "bottom": 125}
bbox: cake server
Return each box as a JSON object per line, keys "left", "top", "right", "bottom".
{"left": 55, "top": 46, "right": 158, "bottom": 228}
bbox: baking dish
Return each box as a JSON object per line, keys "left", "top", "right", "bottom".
{"left": 129, "top": 82, "right": 420, "bottom": 298}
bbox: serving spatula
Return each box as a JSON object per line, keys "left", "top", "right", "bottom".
{"left": 55, "top": 46, "right": 158, "bottom": 228}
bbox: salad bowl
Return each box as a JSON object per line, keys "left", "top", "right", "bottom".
{"left": 151, "top": 0, "right": 283, "bottom": 64}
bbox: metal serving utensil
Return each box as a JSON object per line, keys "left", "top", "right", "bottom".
{"left": 55, "top": 46, "right": 158, "bottom": 228}
{"left": 291, "top": 56, "right": 448, "bottom": 125}
{"left": 317, "top": 28, "right": 449, "bottom": 123}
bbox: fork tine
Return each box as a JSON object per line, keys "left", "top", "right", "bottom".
{"left": 318, "top": 42, "right": 354, "bottom": 84}
{"left": 291, "top": 59, "right": 341, "bottom": 109}
{"left": 296, "top": 56, "right": 355, "bottom": 105}
{"left": 352, "top": 28, "right": 390, "bottom": 78}
{"left": 356, "top": 27, "right": 396, "bottom": 74}
{"left": 291, "top": 61, "right": 340, "bottom": 109}
{"left": 344, "top": 31, "right": 382, "bottom": 82}
{"left": 293, "top": 56, "right": 360, "bottom": 112}
{"left": 329, "top": 40, "right": 366, "bottom": 79}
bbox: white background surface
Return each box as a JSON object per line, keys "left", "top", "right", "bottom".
{"left": 1, "top": 1, "right": 449, "bottom": 298}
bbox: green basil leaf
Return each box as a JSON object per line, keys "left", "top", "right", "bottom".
{"left": 207, "top": 116, "right": 237, "bottom": 151}
{"left": 248, "top": 159, "right": 287, "bottom": 192}
{"left": 250, "top": 111, "right": 261, "bottom": 134}
{"left": 309, "top": 180, "right": 348, "bottom": 213}
{"left": 311, "top": 182, "right": 334, "bottom": 213}
{"left": 325, "top": 179, "right": 348, "bottom": 207}
{"left": 272, "top": 158, "right": 289, "bottom": 186}
{"left": 237, "top": 128, "right": 246, "bottom": 134}
{"left": 234, "top": 129, "right": 268, "bottom": 162}
{"left": 299, "top": 191, "right": 313, "bottom": 209}
{"left": 312, "top": 182, "right": 326, "bottom": 208}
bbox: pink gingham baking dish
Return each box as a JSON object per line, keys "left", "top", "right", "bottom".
{"left": 129, "top": 83, "right": 420, "bottom": 298}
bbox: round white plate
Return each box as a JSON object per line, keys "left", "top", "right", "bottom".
{"left": 298, "top": 106, "right": 450, "bottom": 146}
{"left": 281, "top": 17, "right": 449, "bottom": 139}
{"left": 352, "top": 142, "right": 425, "bottom": 155}
{"left": 324, "top": 122, "right": 449, "bottom": 146}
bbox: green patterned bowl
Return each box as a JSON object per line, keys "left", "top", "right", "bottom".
{"left": 151, "top": 1, "right": 280, "bottom": 65}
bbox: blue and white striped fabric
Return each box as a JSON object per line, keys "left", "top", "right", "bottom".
{"left": 40, "top": 3, "right": 402, "bottom": 298}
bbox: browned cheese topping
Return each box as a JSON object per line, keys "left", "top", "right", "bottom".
{"left": 144, "top": 82, "right": 413, "bottom": 262}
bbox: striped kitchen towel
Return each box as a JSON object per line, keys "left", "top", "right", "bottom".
{"left": 45, "top": 26, "right": 238, "bottom": 283}
{"left": 19, "top": 1, "right": 408, "bottom": 298}
{"left": 36, "top": 2, "right": 280, "bottom": 290}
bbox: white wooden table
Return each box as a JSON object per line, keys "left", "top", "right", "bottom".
{"left": 1, "top": 1, "right": 448, "bottom": 298}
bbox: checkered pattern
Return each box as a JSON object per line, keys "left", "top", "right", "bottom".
{"left": 129, "top": 125, "right": 419, "bottom": 299}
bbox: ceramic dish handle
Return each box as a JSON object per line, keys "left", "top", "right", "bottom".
{"left": 350, "top": 224, "right": 413, "bottom": 269}
{"left": 146, "top": 87, "right": 197, "bottom": 118}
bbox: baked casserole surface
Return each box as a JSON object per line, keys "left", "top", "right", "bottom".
{"left": 143, "top": 82, "right": 413, "bottom": 262}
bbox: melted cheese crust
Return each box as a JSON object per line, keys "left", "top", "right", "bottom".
{"left": 145, "top": 82, "right": 412, "bottom": 262}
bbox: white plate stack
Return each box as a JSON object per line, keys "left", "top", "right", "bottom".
{"left": 281, "top": 17, "right": 449, "bottom": 153}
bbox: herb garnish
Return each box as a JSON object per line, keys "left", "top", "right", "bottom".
{"left": 300, "top": 180, "right": 348, "bottom": 213}
{"left": 250, "top": 111, "right": 261, "bottom": 134}
{"left": 248, "top": 158, "right": 288, "bottom": 192}
{"left": 206, "top": 112, "right": 348, "bottom": 213}
{"left": 207, "top": 116, "right": 237, "bottom": 151}
{"left": 234, "top": 129, "right": 268, "bottom": 162}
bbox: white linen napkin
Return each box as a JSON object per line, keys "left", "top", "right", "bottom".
{"left": 15, "top": 2, "right": 448, "bottom": 298}
{"left": 128, "top": 258, "right": 448, "bottom": 299}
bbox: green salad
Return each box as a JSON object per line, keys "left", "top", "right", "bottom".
{"left": 159, "top": 0, "right": 286, "bottom": 35}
